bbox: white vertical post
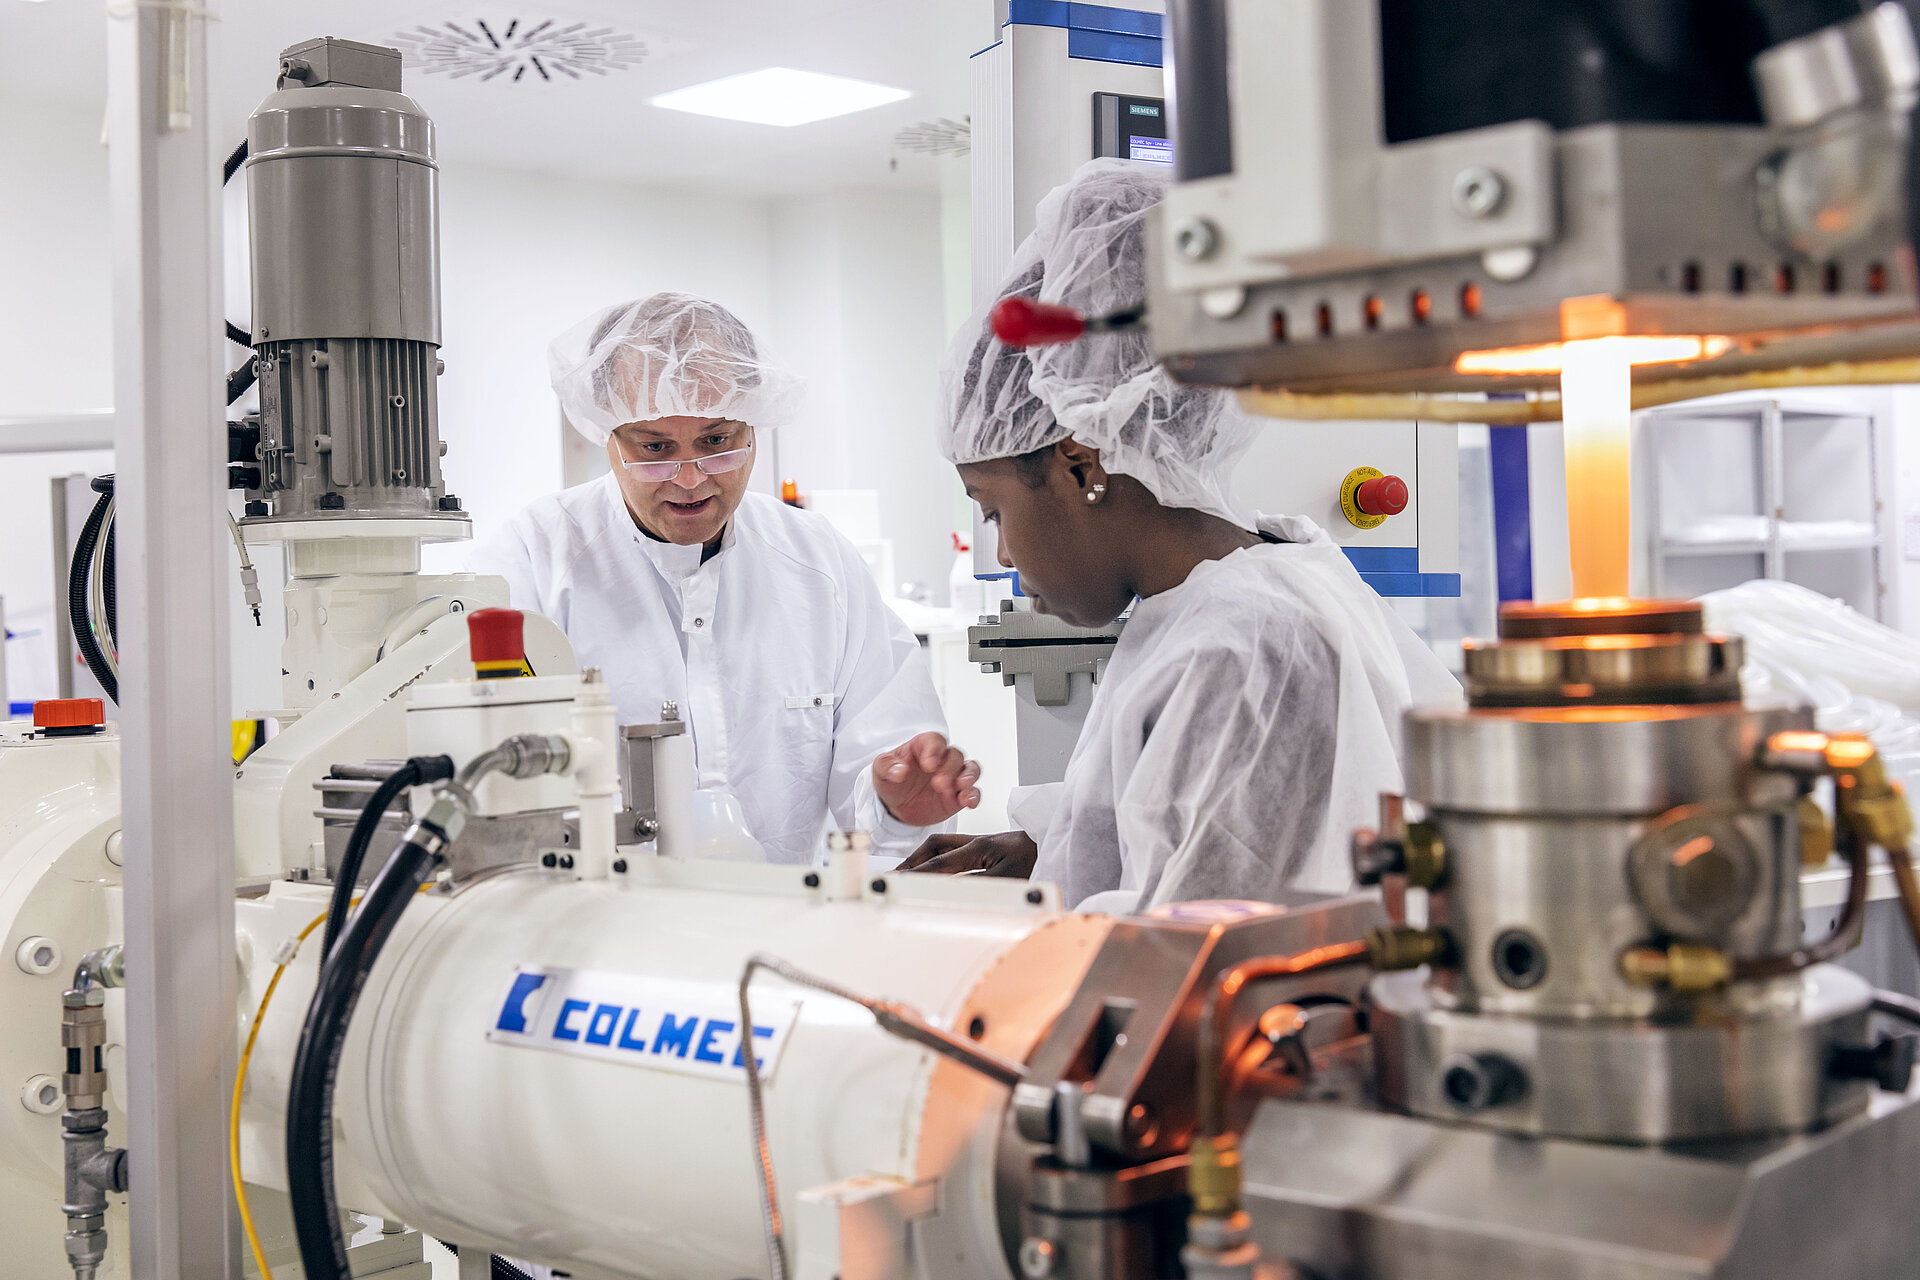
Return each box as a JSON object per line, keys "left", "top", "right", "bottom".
{"left": 106, "top": 3, "right": 237, "bottom": 1278}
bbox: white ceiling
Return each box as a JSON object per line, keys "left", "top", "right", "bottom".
{"left": 0, "top": 0, "right": 992, "bottom": 193}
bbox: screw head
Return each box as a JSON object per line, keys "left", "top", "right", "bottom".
{"left": 611, "top": 859, "right": 628, "bottom": 874}
{"left": 803, "top": 872, "right": 821, "bottom": 889}
{"left": 541, "top": 852, "right": 558, "bottom": 869}
{"left": 1451, "top": 165, "right": 1507, "bottom": 219}
{"left": 1025, "top": 888, "right": 1044, "bottom": 905}
{"left": 1173, "top": 217, "right": 1219, "bottom": 261}
{"left": 871, "top": 877, "right": 888, "bottom": 894}
{"left": 559, "top": 854, "right": 575, "bottom": 870}
{"left": 21, "top": 1074, "right": 61, "bottom": 1115}
{"left": 1019, "top": 1238, "right": 1059, "bottom": 1280}
{"left": 15, "top": 937, "right": 60, "bottom": 976}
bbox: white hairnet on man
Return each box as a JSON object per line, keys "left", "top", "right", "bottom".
{"left": 470, "top": 291, "right": 984, "bottom": 867}
{"left": 902, "top": 159, "right": 1460, "bottom": 906}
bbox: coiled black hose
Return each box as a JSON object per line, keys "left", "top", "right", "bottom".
{"left": 66, "top": 486, "right": 118, "bottom": 705}
{"left": 287, "top": 825, "right": 445, "bottom": 1280}
{"left": 322, "top": 756, "right": 453, "bottom": 959}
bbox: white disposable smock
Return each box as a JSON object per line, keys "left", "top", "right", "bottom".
{"left": 467, "top": 476, "right": 948, "bottom": 864}
{"left": 1027, "top": 514, "right": 1461, "bottom": 909}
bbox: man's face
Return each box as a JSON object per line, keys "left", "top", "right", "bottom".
{"left": 607, "top": 416, "right": 756, "bottom": 547}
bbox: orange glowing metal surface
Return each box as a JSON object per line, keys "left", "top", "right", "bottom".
{"left": 1454, "top": 334, "right": 1734, "bottom": 376}
{"left": 1772, "top": 730, "right": 1832, "bottom": 754}
{"left": 1560, "top": 339, "right": 1638, "bottom": 599}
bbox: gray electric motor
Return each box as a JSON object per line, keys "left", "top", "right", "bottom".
{"left": 241, "top": 37, "right": 461, "bottom": 524}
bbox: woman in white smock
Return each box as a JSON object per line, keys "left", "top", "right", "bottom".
{"left": 899, "top": 161, "right": 1459, "bottom": 908}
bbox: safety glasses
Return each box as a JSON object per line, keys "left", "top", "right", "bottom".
{"left": 613, "top": 439, "right": 754, "bottom": 483}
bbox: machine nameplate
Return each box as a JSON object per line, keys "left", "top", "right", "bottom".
{"left": 488, "top": 965, "right": 800, "bottom": 1083}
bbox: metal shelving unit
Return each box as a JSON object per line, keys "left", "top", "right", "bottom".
{"left": 1643, "top": 397, "right": 1887, "bottom": 619}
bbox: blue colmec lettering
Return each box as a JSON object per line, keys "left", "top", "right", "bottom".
{"left": 552, "top": 999, "right": 591, "bottom": 1042}
{"left": 652, "top": 1012, "right": 699, "bottom": 1057}
{"left": 495, "top": 972, "right": 549, "bottom": 1034}
{"left": 585, "top": 1003, "right": 623, "bottom": 1046}
{"left": 695, "top": 1019, "right": 735, "bottom": 1065}
{"left": 731, "top": 1025, "right": 777, "bottom": 1070}
{"left": 617, "top": 1007, "right": 650, "bottom": 1052}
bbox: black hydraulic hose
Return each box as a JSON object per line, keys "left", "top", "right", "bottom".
{"left": 1873, "top": 989, "right": 1920, "bottom": 1028}
{"left": 101, "top": 521, "right": 116, "bottom": 651}
{"left": 322, "top": 756, "right": 454, "bottom": 959}
{"left": 66, "top": 490, "right": 117, "bottom": 705}
{"left": 223, "top": 139, "right": 256, "bottom": 406}
{"left": 287, "top": 828, "right": 445, "bottom": 1280}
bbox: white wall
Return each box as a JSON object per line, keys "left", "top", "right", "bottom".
{"left": 769, "top": 188, "right": 962, "bottom": 596}
{"left": 0, "top": 108, "right": 116, "bottom": 704}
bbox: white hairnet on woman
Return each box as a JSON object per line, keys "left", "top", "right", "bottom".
{"left": 904, "top": 158, "right": 1460, "bottom": 905}
{"left": 549, "top": 292, "right": 804, "bottom": 445}
{"left": 941, "top": 157, "right": 1259, "bottom": 530}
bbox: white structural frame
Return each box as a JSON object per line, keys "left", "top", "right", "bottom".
{"left": 106, "top": 3, "right": 239, "bottom": 1276}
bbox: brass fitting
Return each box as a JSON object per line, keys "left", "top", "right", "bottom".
{"left": 1188, "top": 1132, "right": 1243, "bottom": 1218}
{"left": 1620, "top": 942, "right": 1732, "bottom": 991}
{"left": 1368, "top": 925, "right": 1454, "bottom": 972}
{"left": 1798, "top": 796, "right": 1834, "bottom": 867}
{"left": 1763, "top": 730, "right": 1914, "bottom": 852}
{"left": 1402, "top": 821, "right": 1448, "bottom": 890}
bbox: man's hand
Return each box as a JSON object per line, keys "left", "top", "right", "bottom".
{"left": 897, "top": 830, "right": 1038, "bottom": 878}
{"left": 873, "top": 732, "right": 982, "bottom": 827}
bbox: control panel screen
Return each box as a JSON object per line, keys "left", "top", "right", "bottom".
{"left": 1093, "top": 93, "right": 1172, "bottom": 168}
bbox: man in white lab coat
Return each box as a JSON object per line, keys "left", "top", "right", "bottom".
{"left": 469, "top": 293, "right": 979, "bottom": 864}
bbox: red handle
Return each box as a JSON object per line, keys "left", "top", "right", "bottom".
{"left": 1355, "top": 474, "right": 1409, "bottom": 517}
{"left": 991, "top": 296, "right": 1086, "bottom": 347}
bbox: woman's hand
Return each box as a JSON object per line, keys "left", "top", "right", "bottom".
{"left": 873, "top": 733, "right": 982, "bottom": 827}
{"left": 897, "top": 830, "right": 1038, "bottom": 877}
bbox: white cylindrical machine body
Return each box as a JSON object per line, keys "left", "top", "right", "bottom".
{"left": 652, "top": 732, "right": 695, "bottom": 858}
{"left": 239, "top": 870, "right": 1106, "bottom": 1280}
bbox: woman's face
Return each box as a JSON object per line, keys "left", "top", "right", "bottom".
{"left": 958, "top": 448, "right": 1135, "bottom": 629}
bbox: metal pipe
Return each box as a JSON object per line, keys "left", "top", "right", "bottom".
{"left": 1733, "top": 824, "right": 1871, "bottom": 980}
{"left": 61, "top": 948, "right": 127, "bottom": 1280}
{"left": 1195, "top": 940, "right": 1372, "bottom": 1141}
{"left": 735, "top": 952, "right": 1028, "bottom": 1280}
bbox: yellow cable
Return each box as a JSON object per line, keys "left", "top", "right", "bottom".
{"left": 229, "top": 886, "right": 428, "bottom": 1279}
{"left": 231, "top": 905, "right": 331, "bottom": 1280}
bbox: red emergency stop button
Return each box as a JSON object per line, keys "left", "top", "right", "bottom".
{"left": 34, "top": 698, "right": 106, "bottom": 736}
{"left": 1355, "top": 474, "right": 1409, "bottom": 517}
{"left": 468, "top": 608, "right": 529, "bottom": 680}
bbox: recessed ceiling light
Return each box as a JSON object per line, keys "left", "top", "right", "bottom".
{"left": 650, "top": 67, "right": 910, "bottom": 127}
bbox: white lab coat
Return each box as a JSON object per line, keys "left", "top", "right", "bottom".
{"left": 467, "top": 476, "right": 948, "bottom": 864}
{"left": 1026, "top": 513, "right": 1461, "bottom": 910}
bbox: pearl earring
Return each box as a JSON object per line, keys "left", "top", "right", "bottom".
{"left": 1085, "top": 484, "right": 1106, "bottom": 504}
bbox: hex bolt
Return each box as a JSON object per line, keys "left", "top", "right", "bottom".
{"left": 21, "top": 1074, "right": 61, "bottom": 1115}
{"left": 16, "top": 937, "right": 60, "bottom": 976}
{"left": 1451, "top": 165, "right": 1507, "bottom": 218}
{"left": 1173, "top": 217, "right": 1220, "bottom": 261}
